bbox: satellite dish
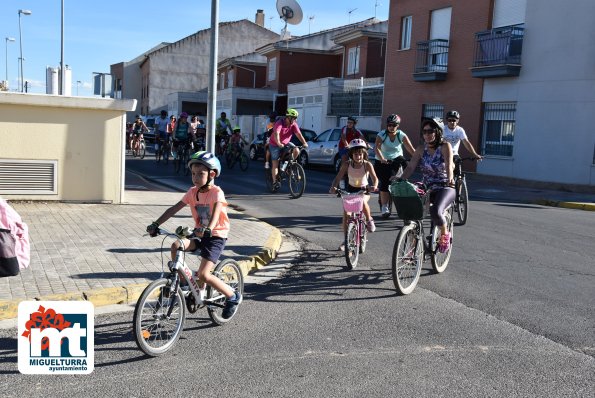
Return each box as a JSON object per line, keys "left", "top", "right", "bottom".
{"left": 276, "top": 0, "right": 303, "bottom": 25}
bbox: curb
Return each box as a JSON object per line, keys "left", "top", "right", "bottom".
{"left": 533, "top": 200, "right": 595, "bottom": 212}
{"left": 0, "top": 224, "right": 284, "bottom": 322}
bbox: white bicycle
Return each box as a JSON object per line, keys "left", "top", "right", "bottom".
{"left": 133, "top": 228, "right": 244, "bottom": 357}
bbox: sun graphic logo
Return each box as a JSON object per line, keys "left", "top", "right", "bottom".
{"left": 18, "top": 301, "right": 94, "bottom": 374}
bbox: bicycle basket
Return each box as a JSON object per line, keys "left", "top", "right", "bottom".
{"left": 342, "top": 193, "right": 364, "bottom": 213}
{"left": 390, "top": 181, "right": 426, "bottom": 220}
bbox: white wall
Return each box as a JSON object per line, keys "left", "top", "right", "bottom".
{"left": 480, "top": 0, "right": 595, "bottom": 185}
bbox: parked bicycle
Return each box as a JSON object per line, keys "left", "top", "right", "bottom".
{"left": 173, "top": 140, "right": 191, "bottom": 175}
{"left": 226, "top": 143, "right": 249, "bottom": 171}
{"left": 264, "top": 144, "right": 306, "bottom": 199}
{"left": 453, "top": 157, "right": 478, "bottom": 226}
{"left": 389, "top": 181, "right": 454, "bottom": 295}
{"left": 334, "top": 188, "right": 369, "bottom": 270}
{"left": 133, "top": 227, "right": 244, "bottom": 357}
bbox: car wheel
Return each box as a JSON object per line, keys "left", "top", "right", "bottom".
{"left": 249, "top": 146, "right": 257, "bottom": 161}
{"left": 298, "top": 151, "right": 308, "bottom": 168}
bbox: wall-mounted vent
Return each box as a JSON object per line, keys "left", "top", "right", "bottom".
{"left": 0, "top": 159, "right": 58, "bottom": 195}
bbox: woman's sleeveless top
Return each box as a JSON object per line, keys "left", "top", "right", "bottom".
{"left": 420, "top": 144, "right": 447, "bottom": 188}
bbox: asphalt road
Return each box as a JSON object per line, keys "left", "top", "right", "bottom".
{"left": 1, "top": 153, "right": 593, "bottom": 396}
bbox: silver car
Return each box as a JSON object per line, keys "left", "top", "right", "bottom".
{"left": 299, "top": 128, "right": 378, "bottom": 171}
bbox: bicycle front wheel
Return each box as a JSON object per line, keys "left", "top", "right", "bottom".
{"left": 288, "top": 163, "right": 306, "bottom": 199}
{"left": 173, "top": 151, "right": 182, "bottom": 173}
{"left": 182, "top": 149, "right": 190, "bottom": 176}
{"left": 456, "top": 177, "right": 469, "bottom": 226}
{"left": 139, "top": 140, "right": 146, "bottom": 159}
{"left": 239, "top": 152, "right": 249, "bottom": 171}
{"left": 431, "top": 207, "right": 454, "bottom": 273}
{"left": 207, "top": 259, "right": 244, "bottom": 325}
{"left": 133, "top": 278, "right": 186, "bottom": 357}
{"left": 359, "top": 217, "right": 368, "bottom": 254}
{"left": 345, "top": 221, "right": 360, "bottom": 269}
{"left": 391, "top": 222, "right": 423, "bottom": 295}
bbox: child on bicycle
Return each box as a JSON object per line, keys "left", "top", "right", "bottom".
{"left": 229, "top": 126, "right": 248, "bottom": 158}
{"left": 329, "top": 138, "right": 379, "bottom": 250}
{"left": 146, "top": 151, "right": 241, "bottom": 319}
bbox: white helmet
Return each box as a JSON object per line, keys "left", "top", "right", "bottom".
{"left": 348, "top": 138, "right": 367, "bottom": 150}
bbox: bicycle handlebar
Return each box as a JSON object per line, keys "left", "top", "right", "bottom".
{"left": 333, "top": 187, "right": 371, "bottom": 197}
{"left": 455, "top": 157, "right": 480, "bottom": 162}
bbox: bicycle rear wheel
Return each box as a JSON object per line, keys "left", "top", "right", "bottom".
{"left": 133, "top": 278, "right": 186, "bottom": 357}
{"left": 391, "top": 222, "right": 423, "bottom": 295}
{"left": 288, "top": 163, "right": 306, "bottom": 199}
{"left": 431, "top": 207, "right": 454, "bottom": 273}
{"left": 239, "top": 152, "right": 249, "bottom": 171}
{"left": 264, "top": 167, "right": 277, "bottom": 193}
{"left": 456, "top": 177, "right": 469, "bottom": 225}
{"left": 345, "top": 221, "right": 360, "bottom": 269}
{"left": 207, "top": 259, "right": 244, "bottom": 325}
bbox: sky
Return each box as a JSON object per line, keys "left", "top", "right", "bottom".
{"left": 2, "top": 0, "right": 389, "bottom": 97}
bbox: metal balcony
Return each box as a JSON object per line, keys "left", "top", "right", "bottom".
{"left": 471, "top": 25, "right": 524, "bottom": 78}
{"left": 413, "top": 39, "right": 449, "bottom": 82}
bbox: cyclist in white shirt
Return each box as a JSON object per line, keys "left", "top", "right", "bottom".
{"left": 443, "top": 110, "right": 482, "bottom": 175}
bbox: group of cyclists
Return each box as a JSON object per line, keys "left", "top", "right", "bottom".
{"left": 141, "top": 107, "right": 483, "bottom": 326}
{"left": 326, "top": 110, "right": 482, "bottom": 253}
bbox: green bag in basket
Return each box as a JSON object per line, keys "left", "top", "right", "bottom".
{"left": 390, "top": 180, "right": 425, "bottom": 220}
{"left": 389, "top": 180, "right": 420, "bottom": 198}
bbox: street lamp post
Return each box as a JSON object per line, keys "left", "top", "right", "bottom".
{"left": 18, "top": 9, "right": 32, "bottom": 93}
{"left": 5, "top": 37, "right": 15, "bottom": 85}
{"left": 76, "top": 80, "right": 81, "bottom": 96}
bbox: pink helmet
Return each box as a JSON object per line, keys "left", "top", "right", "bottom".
{"left": 348, "top": 138, "right": 367, "bottom": 150}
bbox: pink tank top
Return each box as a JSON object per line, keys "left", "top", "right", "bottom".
{"left": 348, "top": 161, "right": 369, "bottom": 188}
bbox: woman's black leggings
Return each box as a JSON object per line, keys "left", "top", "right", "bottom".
{"left": 429, "top": 187, "right": 456, "bottom": 227}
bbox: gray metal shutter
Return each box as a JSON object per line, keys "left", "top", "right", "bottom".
{"left": 430, "top": 7, "right": 452, "bottom": 40}
{"left": 493, "top": 0, "right": 527, "bottom": 27}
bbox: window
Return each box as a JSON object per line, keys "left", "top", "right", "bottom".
{"left": 268, "top": 57, "right": 277, "bottom": 81}
{"left": 219, "top": 72, "right": 225, "bottom": 89}
{"left": 482, "top": 103, "right": 516, "bottom": 157}
{"left": 401, "top": 16, "right": 412, "bottom": 49}
{"left": 422, "top": 104, "right": 444, "bottom": 119}
{"left": 347, "top": 46, "right": 360, "bottom": 75}
{"left": 227, "top": 69, "right": 234, "bottom": 88}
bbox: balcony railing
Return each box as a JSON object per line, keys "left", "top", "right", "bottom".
{"left": 413, "top": 39, "right": 449, "bottom": 82}
{"left": 471, "top": 24, "right": 524, "bottom": 78}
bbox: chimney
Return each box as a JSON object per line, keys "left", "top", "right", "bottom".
{"left": 255, "top": 9, "right": 265, "bottom": 27}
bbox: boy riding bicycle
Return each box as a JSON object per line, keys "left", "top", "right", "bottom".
{"left": 146, "top": 151, "right": 241, "bottom": 319}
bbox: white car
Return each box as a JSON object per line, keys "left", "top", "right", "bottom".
{"left": 299, "top": 128, "right": 378, "bottom": 171}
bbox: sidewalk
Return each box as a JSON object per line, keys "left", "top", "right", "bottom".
{"left": 464, "top": 173, "right": 595, "bottom": 211}
{"left": 0, "top": 173, "right": 283, "bottom": 320}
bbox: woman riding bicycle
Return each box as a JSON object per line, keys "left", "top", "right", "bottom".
{"left": 400, "top": 117, "right": 455, "bottom": 253}
{"left": 172, "top": 112, "right": 191, "bottom": 158}
{"left": 374, "top": 114, "right": 416, "bottom": 218}
{"left": 131, "top": 115, "right": 148, "bottom": 151}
